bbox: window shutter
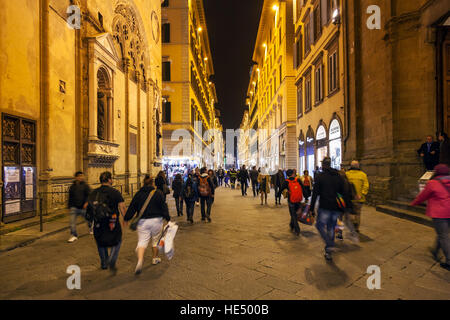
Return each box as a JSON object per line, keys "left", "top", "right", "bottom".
{"left": 321, "top": 0, "right": 328, "bottom": 26}
{"left": 309, "top": 11, "right": 314, "bottom": 47}
{"left": 167, "top": 102, "right": 171, "bottom": 123}
{"left": 293, "top": 40, "right": 298, "bottom": 69}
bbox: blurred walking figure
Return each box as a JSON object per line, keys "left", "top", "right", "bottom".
{"left": 310, "top": 157, "right": 350, "bottom": 261}
{"left": 250, "top": 166, "right": 259, "bottom": 197}
{"left": 230, "top": 168, "right": 237, "bottom": 189}
{"left": 68, "top": 171, "right": 92, "bottom": 242}
{"left": 271, "top": 169, "right": 284, "bottom": 205}
{"left": 238, "top": 165, "right": 250, "bottom": 196}
{"left": 124, "top": 176, "right": 171, "bottom": 274}
{"left": 411, "top": 164, "right": 450, "bottom": 271}
{"left": 208, "top": 169, "right": 219, "bottom": 190}
{"left": 218, "top": 167, "right": 225, "bottom": 186}
{"left": 345, "top": 160, "right": 370, "bottom": 233}
{"left": 257, "top": 168, "right": 270, "bottom": 205}
{"left": 300, "top": 170, "right": 313, "bottom": 203}
{"left": 156, "top": 171, "right": 170, "bottom": 201}
{"left": 278, "top": 169, "right": 306, "bottom": 236}
{"left": 338, "top": 169, "right": 359, "bottom": 243}
{"left": 198, "top": 168, "right": 215, "bottom": 222}
{"left": 224, "top": 171, "right": 230, "bottom": 188}
{"left": 182, "top": 174, "right": 198, "bottom": 223}
{"left": 86, "top": 172, "right": 126, "bottom": 272}
{"left": 172, "top": 174, "right": 184, "bottom": 216}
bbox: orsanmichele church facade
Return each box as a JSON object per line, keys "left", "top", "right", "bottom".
{"left": 0, "top": 0, "right": 164, "bottom": 222}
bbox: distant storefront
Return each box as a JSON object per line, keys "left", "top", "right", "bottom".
{"left": 298, "top": 131, "right": 305, "bottom": 175}
{"left": 316, "top": 123, "right": 328, "bottom": 169}
{"left": 306, "top": 127, "right": 315, "bottom": 176}
{"left": 329, "top": 118, "right": 342, "bottom": 170}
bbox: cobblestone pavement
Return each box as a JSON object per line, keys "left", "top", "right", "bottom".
{"left": 0, "top": 187, "right": 449, "bottom": 300}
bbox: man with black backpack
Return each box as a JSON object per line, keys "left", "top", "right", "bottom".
{"left": 278, "top": 169, "right": 306, "bottom": 236}
{"left": 182, "top": 173, "right": 198, "bottom": 224}
{"left": 198, "top": 167, "right": 215, "bottom": 222}
{"left": 86, "top": 172, "right": 126, "bottom": 273}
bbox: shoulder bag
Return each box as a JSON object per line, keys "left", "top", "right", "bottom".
{"left": 130, "top": 190, "right": 156, "bottom": 231}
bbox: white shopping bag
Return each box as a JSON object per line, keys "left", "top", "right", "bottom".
{"left": 157, "top": 222, "right": 178, "bottom": 260}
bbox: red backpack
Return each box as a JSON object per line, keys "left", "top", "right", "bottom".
{"left": 287, "top": 178, "right": 303, "bottom": 203}
{"left": 199, "top": 176, "right": 211, "bottom": 197}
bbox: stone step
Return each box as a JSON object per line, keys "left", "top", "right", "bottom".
{"left": 386, "top": 200, "right": 426, "bottom": 214}
{"left": 375, "top": 205, "right": 432, "bottom": 228}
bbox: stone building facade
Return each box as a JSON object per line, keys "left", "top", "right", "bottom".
{"left": 344, "top": 0, "right": 450, "bottom": 203}
{"left": 161, "top": 0, "right": 221, "bottom": 170}
{"left": 246, "top": 0, "right": 298, "bottom": 174}
{"left": 0, "top": 0, "right": 163, "bottom": 223}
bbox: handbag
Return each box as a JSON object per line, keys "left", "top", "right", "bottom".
{"left": 297, "top": 203, "right": 315, "bottom": 226}
{"left": 163, "top": 184, "right": 171, "bottom": 195}
{"left": 129, "top": 190, "right": 156, "bottom": 231}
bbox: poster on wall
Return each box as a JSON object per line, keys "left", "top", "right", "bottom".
{"left": 4, "top": 166, "right": 21, "bottom": 200}
{"left": 5, "top": 200, "right": 21, "bottom": 216}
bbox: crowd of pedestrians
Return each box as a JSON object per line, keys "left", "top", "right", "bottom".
{"left": 66, "top": 142, "right": 450, "bottom": 272}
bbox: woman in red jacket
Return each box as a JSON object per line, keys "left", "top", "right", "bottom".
{"left": 411, "top": 164, "right": 450, "bottom": 271}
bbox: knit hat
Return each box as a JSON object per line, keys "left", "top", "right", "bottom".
{"left": 434, "top": 164, "right": 449, "bottom": 176}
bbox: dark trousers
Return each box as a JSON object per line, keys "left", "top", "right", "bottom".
{"left": 200, "top": 196, "right": 213, "bottom": 219}
{"left": 175, "top": 197, "right": 183, "bottom": 215}
{"left": 241, "top": 180, "right": 248, "bottom": 195}
{"left": 316, "top": 209, "right": 340, "bottom": 254}
{"left": 433, "top": 218, "right": 450, "bottom": 264}
{"left": 274, "top": 185, "right": 281, "bottom": 204}
{"left": 251, "top": 180, "right": 258, "bottom": 197}
{"left": 288, "top": 202, "right": 301, "bottom": 234}
{"left": 97, "top": 240, "right": 122, "bottom": 269}
{"left": 218, "top": 177, "right": 223, "bottom": 186}
{"left": 185, "top": 200, "right": 195, "bottom": 220}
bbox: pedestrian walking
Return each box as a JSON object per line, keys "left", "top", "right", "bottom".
{"left": 156, "top": 171, "right": 170, "bottom": 201}
{"left": 238, "top": 165, "right": 250, "bottom": 196}
{"left": 224, "top": 172, "right": 230, "bottom": 188}
{"left": 300, "top": 170, "right": 313, "bottom": 203}
{"left": 278, "top": 169, "right": 306, "bottom": 236}
{"left": 417, "top": 135, "right": 440, "bottom": 171}
{"left": 218, "top": 167, "right": 225, "bottom": 186}
{"left": 257, "top": 169, "right": 271, "bottom": 205}
{"left": 198, "top": 167, "right": 215, "bottom": 222}
{"left": 310, "top": 157, "right": 351, "bottom": 261}
{"left": 182, "top": 174, "right": 198, "bottom": 223}
{"left": 124, "top": 175, "right": 171, "bottom": 274}
{"left": 271, "top": 169, "right": 284, "bottom": 205}
{"left": 208, "top": 169, "right": 219, "bottom": 190}
{"left": 230, "top": 168, "right": 237, "bottom": 189}
{"left": 172, "top": 173, "right": 184, "bottom": 216}
{"left": 338, "top": 168, "right": 359, "bottom": 243}
{"left": 438, "top": 132, "right": 450, "bottom": 166}
{"left": 411, "top": 164, "right": 450, "bottom": 271}
{"left": 67, "top": 171, "right": 92, "bottom": 243}
{"left": 250, "top": 166, "right": 259, "bottom": 197}
{"left": 86, "top": 172, "right": 126, "bottom": 272}
{"left": 345, "top": 160, "right": 370, "bottom": 233}
{"left": 194, "top": 167, "right": 201, "bottom": 206}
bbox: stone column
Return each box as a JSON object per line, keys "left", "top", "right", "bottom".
{"left": 124, "top": 58, "right": 130, "bottom": 193}
{"left": 107, "top": 95, "right": 113, "bottom": 142}
{"left": 136, "top": 71, "right": 141, "bottom": 187}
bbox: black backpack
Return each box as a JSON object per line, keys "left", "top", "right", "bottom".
{"left": 90, "top": 190, "right": 112, "bottom": 223}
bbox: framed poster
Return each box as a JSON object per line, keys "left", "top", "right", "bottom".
{"left": 4, "top": 166, "right": 21, "bottom": 200}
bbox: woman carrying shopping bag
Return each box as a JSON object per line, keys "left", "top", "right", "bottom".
{"left": 124, "top": 176, "right": 171, "bottom": 275}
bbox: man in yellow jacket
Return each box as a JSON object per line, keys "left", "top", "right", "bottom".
{"left": 345, "top": 161, "right": 370, "bottom": 233}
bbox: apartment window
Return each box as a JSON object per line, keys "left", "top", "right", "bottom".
{"left": 297, "top": 81, "right": 303, "bottom": 118}
{"left": 304, "top": 20, "right": 311, "bottom": 57}
{"left": 315, "top": 63, "right": 324, "bottom": 104}
{"left": 162, "top": 0, "right": 169, "bottom": 7}
{"left": 162, "top": 61, "right": 171, "bottom": 81}
{"left": 162, "top": 23, "right": 170, "bottom": 43}
{"left": 279, "top": 63, "right": 282, "bottom": 85}
{"left": 162, "top": 99, "right": 171, "bottom": 123}
{"left": 305, "top": 73, "right": 312, "bottom": 113}
{"left": 295, "top": 34, "right": 303, "bottom": 68}
{"left": 313, "top": 5, "right": 321, "bottom": 42}
{"left": 279, "top": 27, "right": 282, "bottom": 46}
{"left": 328, "top": 49, "right": 338, "bottom": 94}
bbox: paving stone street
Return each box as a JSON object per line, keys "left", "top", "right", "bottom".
{"left": 0, "top": 186, "right": 449, "bottom": 300}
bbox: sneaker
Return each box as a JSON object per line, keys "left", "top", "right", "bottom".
{"left": 152, "top": 258, "right": 162, "bottom": 265}
{"left": 207, "top": 217, "right": 211, "bottom": 223}
{"left": 324, "top": 252, "right": 333, "bottom": 261}
{"left": 440, "top": 263, "right": 450, "bottom": 271}
{"left": 68, "top": 236, "right": 78, "bottom": 243}
{"left": 336, "top": 232, "right": 344, "bottom": 241}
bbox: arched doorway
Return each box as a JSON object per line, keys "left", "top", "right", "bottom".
{"left": 329, "top": 117, "right": 342, "bottom": 170}
{"left": 316, "top": 123, "right": 328, "bottom": 169}
{"left": 306, "top": 127, "right": 315, "bottom": 177}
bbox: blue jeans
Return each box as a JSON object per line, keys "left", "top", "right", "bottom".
{"left": 70, "top": 207, "right": 89, "bottom": 237}
{"left": 97, "top": 241, "right": 122, "bottom": 269}
{"left": 316, "top": 208, "right": 341, "bottom": 253}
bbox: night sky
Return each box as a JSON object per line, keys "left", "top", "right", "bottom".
{"left": 204, "top": 0, "right": 264, "bottom": 130}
